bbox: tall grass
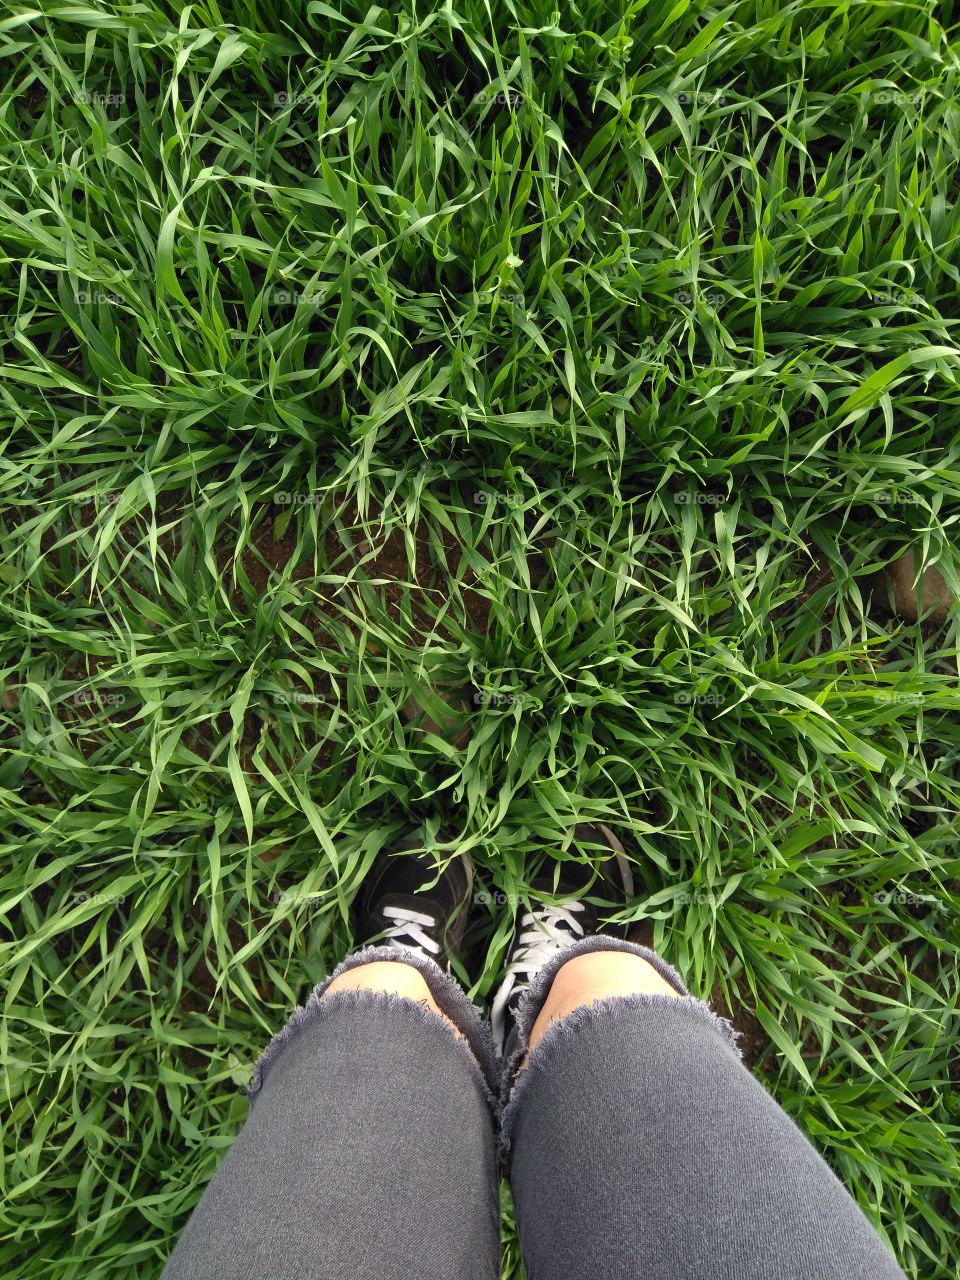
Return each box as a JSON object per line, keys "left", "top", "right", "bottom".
{"left": 1, "top": 2, "right": 958, "bottom": 1276}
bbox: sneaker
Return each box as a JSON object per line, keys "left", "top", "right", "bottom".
{"left": 490, "top": 823, "right": 633, "bottom": 1054}
{"left": 355, "top": 835, "right": 474, "bottom": 970}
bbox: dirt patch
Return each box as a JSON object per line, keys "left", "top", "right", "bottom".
{"left": 1, "top": 674, "right": 17, "bottom": 712}
{"left": 793, "top": 547, "right": 836, "bottom": 615}
{"left": 233, "top": 518, "right": 316, "bottom": 599}
{"left": 215, "top": 489, "right": 527, "bottom": 750}
{"left": 885, "top": 548, "right": 955, "bottom": 625}
{"left": 215, "top": 489, "right": 499, "bottom": 648}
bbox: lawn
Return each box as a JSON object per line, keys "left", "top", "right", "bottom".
{"left": 1, "top": 0, "right": 959, "bottom": 1276}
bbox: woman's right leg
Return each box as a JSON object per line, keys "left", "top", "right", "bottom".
{"left": 501, "top": 936, "right": 907, "bottom": 1280}
{"left": 162, "top": 947, "right": 500, "bottom": 1280}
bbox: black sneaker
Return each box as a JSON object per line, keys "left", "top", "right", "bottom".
{"left": 490, "top": 823, "right": 634, "bottom": 1054}
{"left": 355, "top": 835, "right": 474, "bottom": 970}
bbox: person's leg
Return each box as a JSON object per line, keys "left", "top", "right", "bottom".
{"left": 502, "top": 935, "right": 907, "bottom": 1280}
{"left": 162, "top": 947, "right": 500, "bottom": 1280}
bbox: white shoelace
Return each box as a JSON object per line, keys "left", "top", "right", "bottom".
{"left": 381, "top": 904, "right": 441, "bottom": 960}
{"left": 490, "top": 902, "right": 587, "bottom": 1049}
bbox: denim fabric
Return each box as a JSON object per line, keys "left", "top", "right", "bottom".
{"left": 162, "top": 940, "right": 907, "bottom": 1280}
{"left": 501, "top": 937, "right": 906, "bottom": 1280}
{"left": 161, "top": 971, "right": 500, "bottom": 1280}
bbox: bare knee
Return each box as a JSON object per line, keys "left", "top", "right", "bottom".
{"left": 526, "top": 951, "right": 680, "bottom": 1058}
{"left": 325, "top": 960, "right": 434, "bottom": 1003}
{"left": 323, "top": 960, "right": 462, "bottom": 1037}
{"left": 547, "top": 951, "right": 680, "bottom": 1007}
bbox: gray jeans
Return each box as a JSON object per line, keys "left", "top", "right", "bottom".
{"left": 161, "top": 936, "right": 907, "bottom": 1279}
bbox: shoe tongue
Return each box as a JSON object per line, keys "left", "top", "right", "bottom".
{"left": 513, "top": 900, "right": 595, "bottom": 981}
{"left": 526, "top": 895, "right": 599, "bottom": 938}
{"left": 380, "top": 891, "right": 441, "bottom": 926}
{"left": 378, "top": 894, "right": 446, "bottom": 965}
{"left": 501, "top": 904, "right": 590, "bottom": 1031}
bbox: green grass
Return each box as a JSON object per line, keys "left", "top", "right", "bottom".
{"left": 1, "top": 0, "right": 959, "bottom": 1275}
